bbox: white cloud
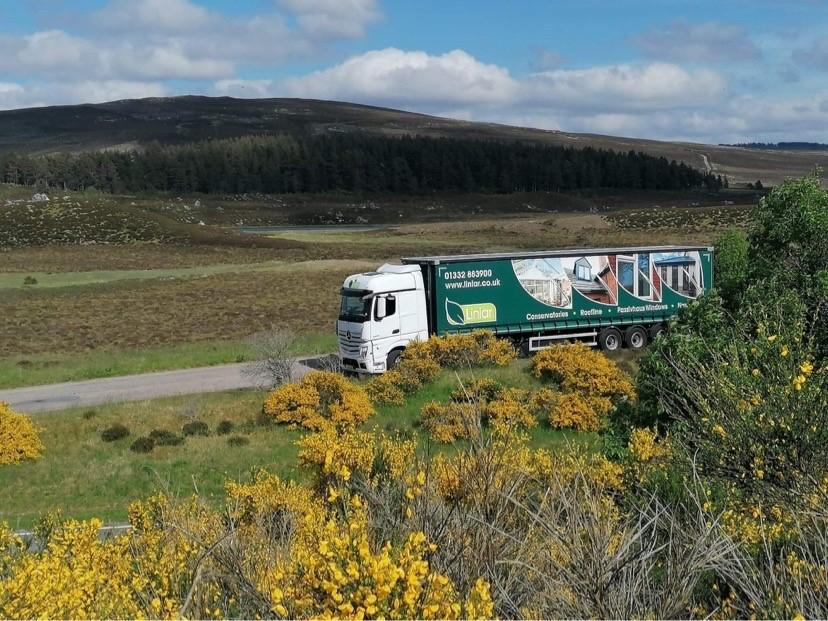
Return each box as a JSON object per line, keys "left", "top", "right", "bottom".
{"left": 214, "top": 79, "right": 276, "bottom": 98}
{"left": 632, "top": 20, "right": 760, "bottom": 62}
{"left": 278, "top": 51, "right": 727, "bottom": 115}
{"left": 94, "top": 0, "right": 213, "bottom": 32}
{"left": 266, "top": 48, "right": 828, "bottom": 143}
{"left": 0, "top": 0, "right": 379, "bottom": 84}
{"left": 11, "top": 30, "right": 97, "bottom": 73}
{"left": 0, "top": 80, "right": 165, "bottom": 111}
{"left": 276, "top": 0, "right": 381, "bottom": 39}
{"left": 281, "top": 48, "right": 520, "bottom": 106}
{"left": 0, "top": 82, "right": 28, "bottom": 110}
{"left": 527, "top": 63, "right": 727, "bottom": 111}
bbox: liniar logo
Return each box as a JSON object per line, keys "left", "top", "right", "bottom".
{"left": 445, "top": 298, "right": 497, "bottom": 326}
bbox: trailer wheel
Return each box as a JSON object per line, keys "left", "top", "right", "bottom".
{"left": 598, "top": 327, "right": 622, "bottom": 352}
{"left": 625, "top": 325, "right": 648, "bottom": 350}
{"left": 648, "top": 323, "right": 667, "bottom": 341}
{"left": 518, "top": 339, "right": 532, "bottom": 358}
{"left": 386, "top": 349, "right": 403, "bottom": 370}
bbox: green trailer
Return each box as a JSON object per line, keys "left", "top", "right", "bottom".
{"left": 337, "top": 245, "right": 713, "bottom": 373}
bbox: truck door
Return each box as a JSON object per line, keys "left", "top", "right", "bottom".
{"left": 373, "top": 294, "right": 401, "bottom": 342}
{"left": 397, "top": 291, "right": 421, "bottom": 336}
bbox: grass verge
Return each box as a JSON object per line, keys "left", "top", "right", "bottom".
{"left": 0, "top": 361, "right": 597, "bottom": 529}
{"left": 0, "top": 333, "right": 336, "bottom": 389}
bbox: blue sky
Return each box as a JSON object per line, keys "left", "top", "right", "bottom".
{"left": 1, "top": 0, "right": 827, "bottom": 142}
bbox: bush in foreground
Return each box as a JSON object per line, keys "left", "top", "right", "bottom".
{"left": 0, "top": 401, "right": 43, "bottom": 465}
{"left": 422, "top": 379, "right": 537, "bottom": 443}
{"left": 263, "top": 371, "right": 374, "bottom": 430}
{"left": 148, "top": 429, "right": 185, "bottom": 447}
{"left": 216, "top": 420, "right": 234, "bottom": 435}
{"left": 417, "top": 331, "right": 516, "bottom": 368}
{"left": 129, "top": 436, "right": 154, "bottom": 453}
{"left": 182, "top": 421, "right": 210, "bottom": 437}
{"left": 99, "top": 424, "right": 129, "bottom": 442}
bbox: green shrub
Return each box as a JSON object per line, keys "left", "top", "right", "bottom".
{"left": 100, "top": 424, "right": 129, "bottom": 442}
{"left": 714, "top": 229, "right": 749, "bottom": 308}
{"left": 82, "top": 409, "right": 97, "bottom": 420}
{"left": 129, "top": 436, "right": 155, "bottom": 453}
{"left": 227, "top": 435, "right": 249, "bottom": 447}
{"left": 216, "top": 420, "right": 234, "bottom": 435}
{"left": 148, "top": 429, "right": 185, "bottom": 447}
{"left": 182, "top": 421, "right": 210, "bottom": 437}
{"left": 22, "top": 276, "right": 37, "bottom": 286}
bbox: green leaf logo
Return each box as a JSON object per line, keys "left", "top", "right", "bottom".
{"left": 445, "top": 299, "right": 497, "bottom": 325}
{"left": 445, "top": 298, "right": 466, "bottom": 326}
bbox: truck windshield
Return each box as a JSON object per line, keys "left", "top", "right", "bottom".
{"left": 339, "top": 290, "right": 372, "bottom": 322}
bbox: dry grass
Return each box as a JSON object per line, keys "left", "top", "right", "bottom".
{"left": 0, "top": 196, "right": 303, "bottom": 249}
{"left": 0, "top": 244, "right": 295, "bottom": 272}
{"left": 0, "top": 263, "right": 364, "bottom": 355}
{"left": 606, "top": 204, "right": 752, "bottom": 230}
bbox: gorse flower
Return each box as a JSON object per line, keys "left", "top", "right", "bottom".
{"left": 0, "top": 401, "right": 43, "bottom": 465}
{"left": 263, "top": 371, "right": 374, "bottom": 430}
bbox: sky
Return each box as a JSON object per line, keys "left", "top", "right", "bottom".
{"left": 1, "top": 0, "right": 827, "bottom": 143}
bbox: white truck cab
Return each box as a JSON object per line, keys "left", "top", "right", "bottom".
{"left": 337, "top": 264, "right": 429, "bottom": 374}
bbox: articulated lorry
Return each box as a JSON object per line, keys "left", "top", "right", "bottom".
{"left": 337, "top": 245, "right": 713, "bottom": 374}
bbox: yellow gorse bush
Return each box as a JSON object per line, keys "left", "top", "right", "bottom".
{"left": 265, "top": 511, "right": 494, "bottom": 620}
{"left": 366, "top": 350, "right": 440, "bottom": 406}
{"left": 530, "top": 388, "right": 603, "bottom": 432}
{"left": 420, "top": 400, "right": 479, "bottom": 443}
{"left": 421, "top": 380, "right": 537, "bottom": 443}
{"left": 430, "top": 426, "right": 624, "bottom": 503}
{"left": 627, "top": 427, "right": 667, "bottom": 463}
{"left": 366, "top": 333, "right": 512, "bottom": 406}
{"left": 416, "top": 331, "right": 516, "bottom": 368}
{"left": 0, "top": 401, "right": 43, "bottom": 465}
{"left": 263, "top": 371, "right": 374, "bottom": 430}
{"left": 0, "top": 519, "right": 145, "bottom": 619}
{"left": 297, "top": 426, "right": 416, "bottom": 486}
{"left": 226, "top": 469, "right": 325, "bottom": 531}
{"left": 531, "top": 342, "right": 635, "bottom": 402}
{"left": 527, "top": 343, "right": 635, "bottom": 432}
{"left": 365, "top": 370, "right": 406, "bottom": 406}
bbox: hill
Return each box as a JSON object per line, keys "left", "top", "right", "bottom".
{"left": 1, "top": 96, "right": 826, "bottom": 186}
{"left": 0, "top": 191, "right": 303, "bottom": 249}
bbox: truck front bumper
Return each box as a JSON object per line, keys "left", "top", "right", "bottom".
{"left": 339, "top": 354, "right": 385, "bottom": 374}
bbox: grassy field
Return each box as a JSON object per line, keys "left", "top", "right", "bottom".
{"left": 0, "top": 361, "right": 602, "bottom": 529}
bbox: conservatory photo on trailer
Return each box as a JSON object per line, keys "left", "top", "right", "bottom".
{"left": 513, "top": 250, "right": 703, "bottom": 309}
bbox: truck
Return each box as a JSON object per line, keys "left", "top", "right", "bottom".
{"left": 337, "top": 245, "right": 714, "bottom": 374}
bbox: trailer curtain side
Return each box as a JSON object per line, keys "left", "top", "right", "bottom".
{"left": 403, "top": 246, "right": 713, "bottom": 336}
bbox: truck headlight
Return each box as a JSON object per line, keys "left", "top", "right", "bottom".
{"left": 360, "top": 345, "right": 369, "bottom": 357}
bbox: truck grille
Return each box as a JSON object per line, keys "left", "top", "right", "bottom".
{"left": 338, "top": 330, "right": 361, "bottom": 357}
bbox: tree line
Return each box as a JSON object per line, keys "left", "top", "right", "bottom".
{"left": 720, "top": 141, "right": 828, "bottom": 151}
{"left": 1, "top": 134, "right": 724, "bottom": 194}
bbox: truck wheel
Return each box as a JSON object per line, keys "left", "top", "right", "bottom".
{"left": 649, "top": 323, "right": 666, "bottom": 341}
{"left": 598, "top": 327, "right": 622, "bottom": 352}
{"left": 386, "top": 349, "right": 402, "bottom": 370}
{"left": 625, "top": 325, "right": 648, "bottom": 350}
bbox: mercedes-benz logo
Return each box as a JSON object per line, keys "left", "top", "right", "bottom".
{"left": 346, "top": 331, "right": 352, "bottom": 341}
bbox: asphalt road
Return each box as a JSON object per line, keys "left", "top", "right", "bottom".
{"left": 0, "top": 359, "right": 316, "bottom": 413}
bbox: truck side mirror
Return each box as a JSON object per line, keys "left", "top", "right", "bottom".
{"left": 375, "top": 296, "right": 387, "bottom": 320}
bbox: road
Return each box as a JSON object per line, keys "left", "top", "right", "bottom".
{"left": 697, "top": 151, "right": 714, "bottom": 173}
{"left": 0, "top": 359, "right": 317, "bottom": 414}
